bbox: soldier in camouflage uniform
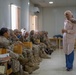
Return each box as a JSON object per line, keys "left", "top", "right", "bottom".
{"left": 22, "top": 47, "right": 39, "bottom": 74}
{"left": 0, "top": 28, "right": 29, "bottom": 75}
{"left": 23, "top": 32, "right": 30, "bottom": 42}
{"left": 9, "top": 29, "right": 39, "bottom": 74}
{"left": 30, "top": 30, "right": 50, "bottom": 59}
{"left": 14, "top": 29, "right": 24, "bottom": 42}
{"left": 40, "top": 31, "right": 56, "bottom": 55}
{"left": 30, "top": 30, "right": 41, "bottom": 60}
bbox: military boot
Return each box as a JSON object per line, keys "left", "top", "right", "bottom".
{"left": 24, "top": 65, "right": 33, "bottom": 74}
{"left": 23, "top": 71, "right": 29, "bottom": 75}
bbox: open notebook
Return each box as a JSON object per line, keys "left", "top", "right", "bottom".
{"left": 0, "top": 53, "right": 9, "bottom": 58}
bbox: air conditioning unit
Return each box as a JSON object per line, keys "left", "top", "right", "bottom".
{"left": 33, "top": 7, "right": 40, "bottom": 13}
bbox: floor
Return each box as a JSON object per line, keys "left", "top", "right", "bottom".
{"left": 31, "top": 49, "right": 76, "bottom": 75}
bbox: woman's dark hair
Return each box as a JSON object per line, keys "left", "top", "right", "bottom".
{"left": 0, "top": 27, "right": 8, "bottom": 36}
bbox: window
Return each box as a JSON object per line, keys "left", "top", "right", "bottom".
{"left": 11, "top": 4, "right": 20, "bottom": 30}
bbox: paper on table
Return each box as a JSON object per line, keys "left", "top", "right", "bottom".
{"left": 0, "top": 66, "right": 5, "bottom": 74}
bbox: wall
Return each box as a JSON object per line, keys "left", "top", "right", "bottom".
{"left": 29, "top": 2, "right": 34, "bottom": 31}
{"left": 0, "top": 0, "right": 21, "bottom": 29}
{"left": 39, "top": 6, "right": 76, "bottom": 37}
{"left": 38, "top": 7, "right": 43, "bottom": 31}
{"left": 21, "top": 0, "right": 30, "bottom": 31}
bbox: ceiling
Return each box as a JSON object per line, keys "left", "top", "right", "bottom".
{"left": 30, "top": 0, "right": 76, "bottom": 7}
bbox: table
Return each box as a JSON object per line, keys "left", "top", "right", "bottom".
{"left": 49, "top": 38, "right": 59, "bottom": 49}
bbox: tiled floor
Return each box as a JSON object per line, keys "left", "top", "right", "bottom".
{"left": 31, "top": 49, "right": 76, "bottom": 75}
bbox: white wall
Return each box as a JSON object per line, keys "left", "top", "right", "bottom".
{"left": 38, "top": 7, "right": 43, "bottom": 31}
{"left": 29, "top": 2, "right": 34, "bottom": 31}
{"left": 39, "top": 6, "right": 76, "bottom": 37}
{"left": 21, "top": 0, "right": 30, "bottom": 31}
{"left": 0, "top": 0, "right": 21, "bottom": 29}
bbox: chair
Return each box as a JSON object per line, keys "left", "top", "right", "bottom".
{"left": 23, "top": 42, "right": 32, "bottom": 49}
{"left": 13, "top": 45, "right": 22, "bottom": 54}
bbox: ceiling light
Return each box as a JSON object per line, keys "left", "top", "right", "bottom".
{"left": 49, "top": 1, "right": 53, "bottom": 4}
{"left": 28, "top": 2, "right": 30, "bottom": 5}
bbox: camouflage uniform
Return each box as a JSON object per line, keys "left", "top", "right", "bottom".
{"left": 32, "top": 45, "right": 42, "bottom": 63}
{"left": 22, "top": 48, "right": 39, "bottom": 74}
{"left": 9, "top": 29, "right": 33, "bottom": 74}
{"left": 30, "top": 30, "right": 42, "bottom": 61}
{"left": 9, "top": 30, "right": 39, "bottom": 74}
{"left": 4, "top": 29, "right": 29, "bottom": 75}
{"left": 0, "top": 36, "right": 20, "bottom": 73}
{"left": 13, "top": 29, "right": 24, "bottom": 42}
{"left": 23, "top": 32, "right": 30, "bottom": 42}
{"left": 30, "top": 30, "right": 50, "bottom": 59}
{"left": 40, "top": 31, "right": 56, "bottom": 55}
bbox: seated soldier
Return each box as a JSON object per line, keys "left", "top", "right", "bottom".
{"left": 9, "top": 29, "right": 39, "bottom": 74}
{"left": 0, "top": 27, "right": 29, "bottom": 75}
{"left": 24, "top": 32, "right": 30, "bottom": 42}
{"left": 30, "top": 30, "right": 50, "bottom": 59}
{"left": 40, "top": 31, "right": 56, "bottom": 55}
{"left": 14, "top": 29, "right": 24, "bottom": 42}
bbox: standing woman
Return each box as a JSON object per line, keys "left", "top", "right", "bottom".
{"left": 62, "top": 10, "right": 76, "bottom": 71}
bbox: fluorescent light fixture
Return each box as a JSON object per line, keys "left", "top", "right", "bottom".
{"left": 49, "top": 1, "right": 53, "bottom": 4}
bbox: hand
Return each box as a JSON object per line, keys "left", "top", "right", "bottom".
{"left": 62, "top": 29, "right": 67, "bottom": 33}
